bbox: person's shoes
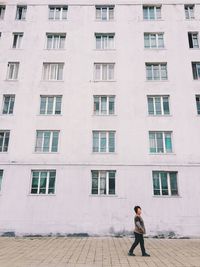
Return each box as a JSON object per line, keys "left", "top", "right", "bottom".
{"left": 128, "top": 252, "right": 135, "bottom": 256}
{"left": 142, "top": 253, "right": 150, "bottom": 257}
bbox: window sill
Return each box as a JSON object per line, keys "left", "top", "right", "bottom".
{"left": 95, "top": 19, "right": 115, "bottom": 22}
{"left": 144, "top": 48, "right": 167, "bottom": 50}
{"left": 92, "top": 114, "right": 117, "bottom": 117}
{"left": 149, "top": 153, "right": 175, "bottom": 155}
{"left": 44, "top": 49, "right": 66, "bottom": 51}
{"left": 27, "top": 194, "right": 56, "bottom": 196}
{"left": 189, "top": 48, "right": 200, "bottom": 50}
{"left": 147, "top": 114, "right": 172, "bottom": 117}
{"left": 93, "top": 80, "right": 116, "bottom": 83}
{"left": 145, "top": 79, "right": 169, "bottom": 82}
{"left": 143, "top": 19, "right": 164, "bottom": 22}
{"left": 0, "top": 114, "right": 14, "bottom": 116}
{"left": 152, "top": 195, "right": 181, "bottom": 198}
{"left": 94, "top": 49, "right": 116, "bottom": 51}
{"left": 33, "top": 152, "right": 60, "bottom": 154}
{"left": 5, "top": 79, "right": 18, "bottom": 82}
{"left": 41, "top": 80, "right": 64, "bottom": 82}
{"left": 10, "top": 48, "right": 24, "bottom": 50}
{"left": 92, "top": 152, "right": 117, "bottom": 154}
{"left": 89, "top": 194, "right": 118, "bottom": 197}
{"left": 37, "top": 114, "right": 62, "bottom": 116}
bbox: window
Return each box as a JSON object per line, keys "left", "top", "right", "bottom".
{"left": 0, "top": 170, "right": 3, "bottom": 192}
{"left": 149, "top": 131, "right": 172, "bottom": 153}
{"left": 49, "top": 6, "right": 67, "bottom": 20}
{"left": 16, "top": 5, "right": 27, "bottom": 20}
{"left": 46, "top": 33, "right": 66, "bottom": 49}
{"left": 196, "top": 95, "right": 200, "bottom": 114}
{"left": 31, "top": 170, "right": 56, "bottom": 194}
{"left": 143, "top": 5, "right": 161, "bottom": 20}
{"left": 2, "top": 95, "right": 15, "bottom": 114}
{"left": 188, "top": 32, "right": 199, "bottom": 48}
{"left": 153, "top": 171, "right": 178, "bottom": 196}
{"left": 12, "top": 33, "right": 23, "bottom": 49}
{"left": 7, "top": 62, "right": 19, "bottom": 80}
{"left": 146, "top": 63, "right": 168, "bottom": 80}
{"left": 94, "top": 63, "right": 115, "bottom": 81}
{"left": 192, "top": 62, "right": 200, "bottom": 80}
{"left": 35, "top": 130, "right": 59, "bottom": 152}
{"left": 0, "top": 5, "right": 6, "bottom": 20}
{"left": 94, "top": 96, "right": 115, "bottom": 115}
{"left": 144, "top": 33, "right": 164, "bottom": 48}
{"left": 43, "top": 63, "right": 64, "bottom": 81}
{"left": 91, "top": 170, "right": 116, "bottom": 195}
{"left": 95, "top": 33, "right": 115, "bottom": 49}
{"left": 40, "top": 96, "right": 62, "bottom": 115}
{"left": 95, "top": 6, "right": 114, "bottom": 21}
{"left": 93, "top": 131, "right": 115, "bottom": 153}
{"left": 147, "top": 96, "right": 170, "bottom": 115}
{"left": 0, "top": 131, "right": 10, "bottom": 152}
{"left": 185, "top": 4, "right": 195, "bottom": 19}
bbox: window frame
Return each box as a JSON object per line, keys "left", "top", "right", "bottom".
{"left": 184, "top": 4, "right": 195, "bottom": 20}
{"left": 149, "top": 131, "right": 173, "bottom": 154}
{"left": 91, "top": 170, "right": 116, "bottom": 195}
{"left": 144, "top": 32, "right": 164, "bottom": 49}
{"left": 35, "top": 130, "right": 60, "bottom": 153}
{"left": 16, "top": 5, "right": 27, "bottom": 20}
{"left": 39, "top": 95, "right": 62, "bottom": 115}
{"left": 7, "top": 62, "right": 19, "bottom": 80}
{"left": 0, "top": 130, "right": 10, "bottom": 152}
{"left": 0, "top": 5, "right": 6, "bottom": 20}
{"left": 95, "top": 33, "right": 115, "bottom": 50}
{"left": 94, "top": 63, "right": 115, "bottom": 81}
{"left": 12, "top": 32, "right": 23, "bottom": 49}
{"left": 93, "top": 95, "right": 115, "bottom": 115}
{"left": 95, "top": 5, "right": 114, "bottom": 21}
{"left": 30, "top": 170, "right": 56, "bottom": 195}
{"left": 147, "top": 95, "right": 170, "bottom": 116}
{"left": 152, "top": 171, "right": 179, "bottom": 196}
{"left": 48, "top": 5, "right": 68, "bottom": 20}
{"left": 46, "top": 33, "right": 66, "bottom": 49}
{"left": 2, "top": 94, "right": 15, "bottom": 115}
{"left": 42, "top": 63, "right": 64, "bottom": 81}
{"left": 146, "top": 63, "right": 168, "bottom": 81}
{"left": 92, "top": 131, "right": 115, "bottom": 153}
{"left": 143, "top": 5, "right": 162, "bottom": 20}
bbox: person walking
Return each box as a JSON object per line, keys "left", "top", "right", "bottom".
{"left": 128, "top": 205, "right": 150, "bottom": 257}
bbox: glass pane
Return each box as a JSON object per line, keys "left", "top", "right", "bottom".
{"left": 100, "top": 132, "right": 106, "bottom": 152}
{"left": 102, "top": 8, "right": 107, "bottom": 20}
{"left": 170, "top": 172, "right": 178, "bottom": 195}
{"left": 102, "top": 64, "right": 107, "bottom": 80}
{"left": 52, "top": 131, "right": 59, "bottom": 152}
{"left": 156, "top": 132, "right": 164, "bottom": 153}
{"left": 109, "top": 8, "right": 114, "bottom": 20}
{"left": 155, "top": 97, "right": 162, "bottom": 115}
{"left": 101, "top": 97, "right": 107, "bottom": 114}
{"left": 93, "top": 132, "right": 99, "bottom": 152}
{"left": 158, "top": 34, "right": 164, "bottom": 48}
{"left": 109, "top": 132, "right": 115, "bottom": 152}
{"left": 95, "top": 64, "right": 101, "bottom": 80}
{"left": 47, "top": 97, "right": 54, "bottom": 114}
{"left": 149, "top": 7, "right": 155, "bottom": 20}
{"left": 161, "top": 64, "right": 167, "bottom": 80}
{"left": 149, "top": 132, "right": 156, "bottom": 153}
{"left": 108, "top": 64, "right": 114, "bottom": 80}
{"left": 163, "top": 97, "right": 170, "bottom": 114}
{"left": 109, "top": 171, "right": 115, "bottom": 194}
{"left": 150, "top": 34, "right": 156, "bottom": 48}
{"left": 43, "top": 131, "right": 50, "bottom": 152}
{"left": 148, "top": 97, "right": 154, "bottom": 115}
{"left": 96, "top": 36, "right": 101, "bottom": 49}
{"left": 153, "top": 65, "right": 160, "bottom": 80}
{"left": 55, "top": 96, "right": 62, "bottom": 114}
{"left": 100, "top": 171, "right": 106, "bottom": 194}
{"left": 94, "top": 96, "right": 99, "bottom": 114}
{"left": 144, "top": 34, "right": 150, "bottom": 48}
{"left": 109, "top": 96, "right": 115, "bottom": 114}
{"left": 57, "top": 64, "right": 63, "bottom": 80}
{"left": 161, "top": 172, "right": 168, "bottom": 195}
{"left": 165, "top": 133, "right": 172, "bottom": 153}
{"left": 153, "top": 172, "right": 160, "bottom": 195}
{"left": 146, "top": 65, "right": 152, "bottom": 80}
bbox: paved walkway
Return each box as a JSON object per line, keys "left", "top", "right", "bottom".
{"left": 0, "top": 236, "right": 200, "bottom": 267}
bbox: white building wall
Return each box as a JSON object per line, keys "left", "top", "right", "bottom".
{"left": 0, "top": 0, "right": 200, "bottom": 237}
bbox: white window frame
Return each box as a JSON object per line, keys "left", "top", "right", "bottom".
{"left": 35, "top": 130, "right": 59, "bottom": 153}
{"left": 16, "top": 5, "right": 27, "bottom": 20}
{"left": 40, "top": 95, "right": 62, "bottom": 115}
{"left": 12, "top": 32, "right": 23, "bottom": 49}
{"left": 196, "top": 95, "right": 200, "bottom": 114}
{"left": 93, "top": 131, "right": 115, "bottom": 153}
{"left": 48, "top": 5, "right": 68, "bottom": 20}
{"left": 0, "top": 170, "right": 3, "bottom": 192}
{"left": 192, "top": 62, "right": 200, "bottom": 80}
{"left": 93, "top": 95, "right": 115, "bottom": 115}
{"left": 2, "top": 95, "right": 15, "bottom": 115}
{"left": 42, "top": 63, "right": 64, "bottom": 81}
{"left": 146, "top": 63, "right": 168, "bottom": 80}
{"left": 95, "top": 33, "right": 115, "bottom": 50}
{"left": 143, "top": 5, "right": 162, "bottom": 20}
{"left": 30, "top": 170, "right": 56, "bottom": 195}
{"left": 147, "top": 95, "right": 170, "bottom": 115}
{"left": 144, "top": 33, "right": 164, "bottom": 49}
{"left": 91, "top": 170, "right": 116, "bottom": 195}
{"left": 188, "top": 32, "right": 199, "bottom": 48}
{"left": 7, "top": 62, "right": 19, "bottom": 80}
{"left": 0, "top": 5, "right": 6, "bottom": 20}
{"left": 94, "top": 63, "right": 115, "bottom": 81}
{"left": 149, "top": 131, "right": 173, "bottom": 154}
{"left": 95, "top": 5, "right": 114, "bottom": 21}
{"left": 0, "top": 130, "right": 10, "bottom": 152}
{"left": 152, "top": 171, "right": 178, "bottom": 196}
{"left": 46, "top": 33, "right": 66, "bottom": 49}
{"left": 185, "top": 4, "right": 195, "bottom": 19}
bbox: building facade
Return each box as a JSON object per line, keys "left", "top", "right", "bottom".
{"left": 0, "top": 0, "right": 200, "bottom": 237}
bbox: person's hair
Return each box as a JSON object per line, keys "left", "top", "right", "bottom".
{"left": 134, "top": 206, "right": 141, "bottom": 214}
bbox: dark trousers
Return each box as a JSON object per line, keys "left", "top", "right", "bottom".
{"left": 129, "top": 232, "right": 146, "bottom": 255}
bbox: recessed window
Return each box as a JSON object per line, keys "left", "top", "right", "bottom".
{"left": 0, "top": 5, "right": 6, "bottom": 20}
{"left": 185, "top": 4, "right": 195, "bottom": 19}
{"left": 146, "top": 63, "right": 168, "bottom": 81}
{"left": 94, "top": 96, "right": 115, "bottom": 115}
{"left": 195, "top": 95, "right": 200, "bottom": 114}
{"left": 93, "top": 131, "right": 115, "bottom": 153}
{"left": 94, "top": 63, "right": 115, "bottom": 81}
{"left": 2, "top": 95, "right": 15, "bottom": 115}
{"left": 16, "top": 5, "right": 27, "bottom": 20}
{"left": 35, "top": 130, "right": 59, "bottom": 152}
{"left": 0, "top": 130, "right": 10, "bottom": 152}
{"left": 46, "top": 33, "right": 66, "bottom": 49}
{"left": 31, "top": 170, "right": 56, "bottom": 195}
{"left": 149, "top": 131, "right": 173, "bottom": 154}
{"left": 153, "top": 171, "right": 178, "bottom": 196}
{"left": 12, "top": 33, "right": 23, "bottom": 49}
{"left": 40, "top": 96, "right": 62, "bottom": 115}
{"left": 48, "top": 5, "right": 67, "bottom": 20}
{"left": 7, "top": 62, "right": 19, "bottom": 80}
{"left": 95, "top": 5, "right": 114, "bottom": 21}
{"left": 192, "top": 62, "right": 200, "bottom": 80}
{"left": 0, "top": 170, "right": 3, "bottom": 192}
{"left": 95, "top": 33, "right": 115, "bottom": 50}
{"left": 144, "top": 33, "right": 164, "bottom": 48}
{"left": 91, "top": 170, "right": 116, "bottom": 195}
{"left": 188, "top": 32, "right": 199, "bottom": 48}
{"left": 42, "top": 63, "right": 64, "bottom": 81}
{"left": 147, "top": 96, "right": 170, "bottom": 115}
{"left": 143, "top": 5, "right": 161, "bottom": 20}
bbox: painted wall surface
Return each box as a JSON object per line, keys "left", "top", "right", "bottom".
{"left": 0, "top": 0, "right": 200, "bottom": 237}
